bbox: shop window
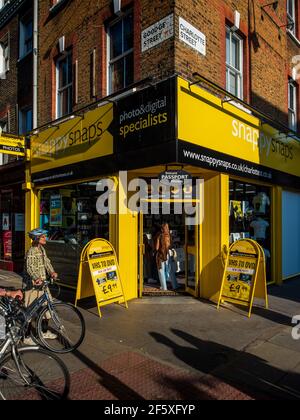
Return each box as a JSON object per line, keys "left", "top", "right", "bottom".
{"left": 229, "top": 180, "right": 272, "bottom": 280}
{"left": 40, "top": 182, "right": 109, "bottom": 287}
{"left": 19, "top": 17, "right": 33, "bottom": 59}
{"left": 226, "top": 26, "right": 243, "bottom": 100}
{"left": 56, "top": 52, "right": 73, "bottom": 118}
{"left": 288, "top": 79, "right": 297, "bottom": 132}
{"left": 19, "top": 108, "right": 33, "bottom": 135}
{"left": 108, "top": 11, "right": 134, "bottom": 94}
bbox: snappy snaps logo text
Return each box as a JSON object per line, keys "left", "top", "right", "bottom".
{"left": 232, "top": 119, "right": 294, "bottom": 162}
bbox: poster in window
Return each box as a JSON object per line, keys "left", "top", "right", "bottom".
{"left": 50, "top": 195, "right": 62, "bottom": 227}
{"left": 15, "top": 213, "right": 25, "bottom": 232}
{"left": 2, "top": 214, "right": 10, "bottom": 231}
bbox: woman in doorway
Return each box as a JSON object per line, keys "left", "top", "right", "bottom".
{"left": 155, "top": 223, "right": 179, "bottom": 291}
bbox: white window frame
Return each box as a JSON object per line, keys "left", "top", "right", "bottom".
{"left": 56, "top": 51, "right": 73, "bottom": 119}
{"left": 287, "top": 0, "right": 296, "bottom": 36}
{"left": 0, "top": 37, "right": 9, "bottom": 77}
{"left": 288, "top": 79, "right": 297, "bottom": 132}
{"left": 0, "top": 0, "right": 9, "bottom": 11}
{"left": 226, "top": 26, "right": 243, "bottom": 100}
{"left": 107, "top": 10, "right": 134, "bottom": 95}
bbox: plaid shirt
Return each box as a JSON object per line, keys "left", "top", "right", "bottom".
{"left": 25, "top": 245, "right": 55, "bottom": 282}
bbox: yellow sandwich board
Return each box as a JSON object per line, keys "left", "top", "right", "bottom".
{"left": 217, "top": 239, "right": 268, "bottom": 318}
{"left": 0, "top": 134, "right": 25, "bottom": 157}
{"left": 75, "top": 238, "right": 128, "bottom": 318}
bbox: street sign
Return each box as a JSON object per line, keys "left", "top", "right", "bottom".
{"left": 75, "top": 238, "right": 128, "bottom": 318}
{"left": 0, "top": 134, "right": 25, "bottom": 157}
{"left": 217, "top": 239, "right": 268, "bottom": 317}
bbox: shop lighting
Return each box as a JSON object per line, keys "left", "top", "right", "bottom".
{"left": 51, "top": 114, "right": 76, "bottom": 127}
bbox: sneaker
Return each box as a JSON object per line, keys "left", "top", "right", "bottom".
{"left": 23, "top": 337, "right": 36, "bottom": 346}
{"left": 42, "top": 331, "right": 57, "bottom": 340}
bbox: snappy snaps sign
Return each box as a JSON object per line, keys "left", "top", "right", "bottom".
{"left": 218, "top": 239, "right": 268, "bottom": 318}
{"left": 76, "top": 239, "right": 128, "bottom": 318}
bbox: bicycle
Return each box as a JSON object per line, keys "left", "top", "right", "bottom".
{"left": 0, "top": 297, "right": 70, "bottom": 400}
{"left": 19, "top": 278, "right": 85, "bottom": 354}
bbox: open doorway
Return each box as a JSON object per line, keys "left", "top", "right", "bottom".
{"left": 138, "top": 201, "right": 200, "bottom": 297}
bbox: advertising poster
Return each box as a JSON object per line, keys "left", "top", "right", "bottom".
{"left": 15, "top": 213, "right": 25, "bottom": 232}
{"left": 2, "top": 213, "right": 9, "bottom": 231}
{"left": 3, "top": 231, "right": 12, "bottom": 259}
{"left": 50, "top": 195, "right": 62, "bottom": 227}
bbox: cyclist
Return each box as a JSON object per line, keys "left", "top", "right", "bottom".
{"left": 23, "top": 228, "right": 58, "bottom": 342}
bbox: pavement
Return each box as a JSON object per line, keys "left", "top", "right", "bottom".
{"left": 1, "top": 270, "right": 300, "bottom": 400}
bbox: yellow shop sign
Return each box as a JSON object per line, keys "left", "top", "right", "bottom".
{"left": 178, "top": 77, "right": 300, "bottom": 178}
{"left": 31, "top": 103, "right": 114, "bottom": 173}
{"left": 0, "top": 134, "right": 25, "bottom": 157}
{"left": 76, "top": 238, "right": 128, "bottom": 318}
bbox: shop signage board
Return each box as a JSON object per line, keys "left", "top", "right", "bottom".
{"left": 31, "top": 103, "right": 114, "bottom": 174}
{"left": 76, "top": 238, "right": 128, "bottom": 318}
{"left": 141, "top": 14, "right": 174, "bottom": 52}
{"left": 115, "top": 77, "right": 176, "bottom": 155}
{"left": 158, "top": 170, "right": 192, "bottom": 185}
{"left": 179, "top": 17, "right": 206, "bottom": 56}
{"left": 0, "top": 135, "right": 25, "bottom": 157}
{"left": 177, "top": 77, "right": 300, "bottom": 183}
{"left": 217, "top": 239, "right": 268, "bottom": 318}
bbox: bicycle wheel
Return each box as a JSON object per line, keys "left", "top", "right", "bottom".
{"left": 0, "top": 347, "right": 70, "bottom": 400}
{"left": 36, "top": 303, "right": 85, "bottom": 353}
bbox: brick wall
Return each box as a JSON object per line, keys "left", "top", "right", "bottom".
{"left": 38, "top": 0, "right": 300, "bottom": 131}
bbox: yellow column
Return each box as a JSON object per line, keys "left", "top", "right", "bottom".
{"left": 201, "top": 173, "right": 229, "bottom": 302}
{"left": 116, "top": 171, "right": 139, "bottom": 301}
{"left": 23, "top": 163, "right": 39, "bottom": 251}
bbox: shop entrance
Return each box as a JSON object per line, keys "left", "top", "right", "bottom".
{"left": 138, "top": 200, "right": 201, "bottom": 297}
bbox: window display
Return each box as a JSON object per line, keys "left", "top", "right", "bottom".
{"left": 229, "top": 180, "right": 271, "bottom": 281}
{"left": 40, "top": 182, "right": 109, "bottom": 287}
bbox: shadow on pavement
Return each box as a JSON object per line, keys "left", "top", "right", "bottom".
{"left": 73, "top": 348, "right": 144, "bottom": 400}
{"left": 268, "top": 278, "right": 300, "bottom": 304}
{"left": 149, "top": 329, "right": 300, "bottom": 400}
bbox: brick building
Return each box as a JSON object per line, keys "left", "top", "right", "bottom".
{"left": 0, "top": 0, "right": 33, "bottom": 271}
{"left": 23, "top": 1, "right": 300, "bottom": 299}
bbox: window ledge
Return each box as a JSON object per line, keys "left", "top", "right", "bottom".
{"left": 287, "top": 30, "right": 300, "bottom": 48}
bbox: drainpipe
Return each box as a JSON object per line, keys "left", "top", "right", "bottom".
{"left": 33, "top": 0, "right": 38, "bottom": 129}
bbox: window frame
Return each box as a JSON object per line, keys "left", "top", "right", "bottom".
{"left": 288, "top": 79, "right": 298, "bottom": 132}
{"left": 0, "top": 35, "right": 9, "bottom": 76}
{"left": 287, "top": 0, "right": 297, "bottom": 37}
{"left": 226, "top": 26, "right": 244, "bottom": 100}
{"left": 19, "top": 16, "right": 33, "bottom": 59}
{"left": 107, "top": 10, "right": 134, "bottom": 95}
{"left": 56, "top": 51, "right": 73, "bottom": 119}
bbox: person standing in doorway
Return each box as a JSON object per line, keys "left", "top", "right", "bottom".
{"left": 155, "top": 223, "right": 178, "bottom": 291}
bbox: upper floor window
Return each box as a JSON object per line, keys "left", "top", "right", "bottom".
{"left": 226, "top": 26, "right": 243, "bottom": 100}
{"left": 288, "top": 79, "right": 297, "bottom": 132}
{"left": 0, "top": 38, "right": 9, "bottom": 77}
{"left": 19, "top": 108, "right": 32, "bottom": 135}
{"left": 287, "top": 0, "right": 297, "bottom": 36}
{"left": 56, "top": 52, "right": 73, "bottom": 118}
{"left": 108, "top": 11, "right": 134, "bottom": 94}
{"left": 19, "top": 17, "right": 33, "bottom": 59}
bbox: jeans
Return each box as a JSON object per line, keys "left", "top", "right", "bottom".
{"left": 158, "top": 256, "right": 178, "bottom": 290}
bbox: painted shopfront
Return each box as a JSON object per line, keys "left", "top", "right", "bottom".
{"left": 27, "top": 75, "right": 300, "bottom": 302}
